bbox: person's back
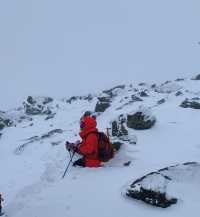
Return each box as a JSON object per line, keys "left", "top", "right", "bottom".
{"left": 77, "top": 116, "right": 101, "bottom": 167}
{"left": 65, "top": 115, "right": 101, "bottom": 167}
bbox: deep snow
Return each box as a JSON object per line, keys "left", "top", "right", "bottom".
{"left": 0, "top": 77, "right": 200, "bottom": 217}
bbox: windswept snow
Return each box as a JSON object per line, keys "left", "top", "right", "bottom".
{"left": 0, "top": 78, "right": 200, "bottom": 217}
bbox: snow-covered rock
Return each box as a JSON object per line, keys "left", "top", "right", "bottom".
{"left": 126, "top": 162, "right": 200, "bottom": 208}
{"left": 191, "top": 74, "right": 200, "bottom": 80}
{"left": 94, "top": 95, "right": 111, "bottom": 112}
{"left": 23, "top": 96, "right": 54, "bottom": 115}
{"left": 0, "top": 111, "right": 13, "bottom": 130}
{"left": 154, "top": 82, "right": 182, "bottom": 94}
{"left": 127, "top": 106, "right": 156, "bottom": 130}
{"left": 111, "top": 114, "right": 128, "bottom": 137}
{"left": 180, "top": 98, "right": 200, "bottom": 109}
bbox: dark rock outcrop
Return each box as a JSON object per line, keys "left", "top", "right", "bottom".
{"left": 111, "top": 115, "right": 128, "bottom": 137}
{"left": 180, "top": 98, "right": 200, "bottom": 109}
{"left": 139, "top": 91, "right": 149, "bottom": 97}
{"left": 0, "top": 112, "right": 13, "bottom": 130}
{"left": 175, "top": 78, "right": 185, "bottom": 82}
{"left": 131, "top": 95, "right": 143, "bottom": 102}
{"left": 66, "top": 94, "right": 93, "bottom": 104}
{"left": 14, "top": 129, "right": 63, "bottom": 155}
{"left": 127, "top": 107, "right": 156, "bottom": 130}
{"left": 102, "top": 85, "right": 125, "bottom": 98}
{"left": 126, "top": 162, "right": 200, "bottom": 208}
{"left": 157, "top": 98, "right": 165, "bottom": 105}
{"left": 23, "top": 96, "right": 53, "bottom": 115}
{"left": 175, "top": 91, "right": 183, "bottom": 96}
{"left": 95, "top": 96, "right": 111, "bottom": 112}
{"left": 191, "top": 74, "right": 200, "bottom": 80}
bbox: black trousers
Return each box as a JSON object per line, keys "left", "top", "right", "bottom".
{"left": 73, "top": 158, "right": 86, "bottom": 167}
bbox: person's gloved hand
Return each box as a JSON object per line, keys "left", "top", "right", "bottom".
{"left": 65, "top": 141, "right": 73, "bottom": 150}
{"left": 65, "top": 141, "right": 79, "bottom": 152}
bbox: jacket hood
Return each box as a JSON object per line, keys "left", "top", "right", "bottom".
{"left": 79, "top": 116, "right": 98, "bottom": 138}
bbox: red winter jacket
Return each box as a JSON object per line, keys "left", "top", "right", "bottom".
{"left": 77, "top": 116, "right": 101, "bottom": 167}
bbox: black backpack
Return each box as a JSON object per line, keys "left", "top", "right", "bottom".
{"left": 96, "top": 132, "right": 114, "bottom": 162}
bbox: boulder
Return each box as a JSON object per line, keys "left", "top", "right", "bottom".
{"left": 191, "top": 74, "right": 200, "bottom": 80}
{"left": 175, "top": 91, "right": 183, "bottom": 96}
{"left": 95, "top": 96, "right": 111, "bottom": 112}
{"left": 175, "top": 78, "right": 185, "bottom": 82}
{"left": 127, "top": 107, "right": 156, "bottom": 130}
{"left": 66, "top": 94, "right": 93, "bottom": 104}
{"left": 23, "top": 96, "right": 53, "bottom": 115}
{"left": 102, "top": 85, "right": 125, "bottom": 98}
{"left": 111, "top": 115, "right": 128, "bottom": 137}
{"left": 126, "top": 162, "right": 200, "bottom": 208}
{"left": 139, "top": 91, "right": 149, "bottom": 97}
{"left": 180, "top": 98, "right": 200, "bottom": 109}
{"left": 157, "top": 98, "right": 165, "bottom": 105}
{"left": 0, "top": 111, "right": 13, "bottom": 130}
{"left": 131, "top": 95, "right": 143, "bottom": 102}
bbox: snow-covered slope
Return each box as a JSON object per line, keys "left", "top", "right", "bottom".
{"left": 1, "top": 76, "right": 200, "bottom": 217}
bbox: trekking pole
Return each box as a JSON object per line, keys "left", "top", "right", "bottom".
{"left": 106, "top": 128, "right": 111, "bottom": 142}
{"left": 62, "top": 150, "right": 76, "bottom": 179}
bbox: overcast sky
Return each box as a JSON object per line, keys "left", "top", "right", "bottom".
{"left": 0, "top": 0, "right": 200, "bottom": 109}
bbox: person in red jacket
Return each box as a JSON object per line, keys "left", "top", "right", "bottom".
{"left": 66, "top": 114, "right": 101, "bottom": 167}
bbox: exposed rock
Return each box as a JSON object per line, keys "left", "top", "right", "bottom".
{"left": 191, "top": 74, "right": 200, "bottom": 80}
{"left": 138, "top": 82, "right": 146, "bottom": 86}
{"left": 163, "top": 80, "right": 171, "bottom": 84}
{"left": 45, "top": 113, "right": 56, "bottom": 120}
{"left": 175, "top": 78, "right": 185, "bottom": 82}
{"left": 126, "top": 162, "right": 200, "bottom": 208}
{"left": 66, "top": 94, "right": 93, "bottom": 104}
{"left": 127, "top": 107, "right": 156, "bottom": 130}
{"left": 0, "top": 111, "right": 13, "bottom": 130}
{"left": 41, "top": 129, "right": 63, "bottom": 139}
{"left": 66, "top": 96, "right": 79, "bottom": 104}
{"left": 14, "top": 129, "right": 63, "bottom": 155}
{"left": 51, "top": 141, "right": 62, "bottom": 146}
{"left": 123, "top": 161, "right": 132, "bottom": 167}
{"left": 23, "top": 96, "right": 53, "bottom": 115}
{"left": 157, "top": 98, "right": 166, "bottom": 105}
{"left": 139, "top": 91, "right": 149, "bottom": 97}
{"left": 175, "top": 91, "right": 183, "bottom": 96}
{"left": 180, "top": 98, "right": 200, "bottom": 109}
{"left": 111, "top": 115, "right": 128, "bottom": 137}
{"left": 95, "top": 102, "right": 110, "bottom": 112}
{"left": 83, "top": 94, "right": 93, "bottom": 101}
{"left": 102, "top": 85, "right": 125, "bottom": 98}
{"left": 112, "top": 141, "right": 123, "bottom": 151}
{"left": 95, "top": 96, "right": 111, "bottom": 112}
{"left": 131, "top": 95, "right": 143, "bottom": 102}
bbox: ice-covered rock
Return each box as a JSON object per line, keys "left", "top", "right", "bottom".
{"left": 0, "top": 111, "right": 13, "bottom": 130}
{"left": 127, "top": 106, "right": 156, "bottom": 130}
{"left": 23, "top": 96, "right": 54, "bottom": 115}
{"left": 111, "top": 114, "right": 128, "bottom": 137}
{"left": 191, "top": 74, "right": 200, "bottom": 80}
{"left": 180, "top": 98, "right": 200, "bottom": 109}
{"left": 95, "top": 96, "right": 111, "bottom": 112}
{"left": 126, "top": 162, "right": 200, "bottom": 208}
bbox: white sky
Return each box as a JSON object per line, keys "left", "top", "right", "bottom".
{"left": 0, "top": 0, "right": 200, "bottom": 109}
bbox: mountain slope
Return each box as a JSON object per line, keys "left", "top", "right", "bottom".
{"left": 0, "top": 76, "right": 200, "bottom": 217}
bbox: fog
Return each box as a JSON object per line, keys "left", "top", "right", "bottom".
{"left": 1, "top": 0, "right": 200, "bottom": 109}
